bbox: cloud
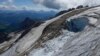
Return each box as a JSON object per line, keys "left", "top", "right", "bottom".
{"left": 42, "top": 0, "right": 61, "bottom": 9}
{"left": 84, "top": 0, "right": 100, "bottom": 6}
{"left": 33, "top": 0, "right": 85, "bottom": 10}
{"left": 33, "top": 0, "right": 100, "bottom": 10}
{"left": 0, "top": 0, "right": 100, "bottom": 11}
{"left": 33, "top": 0, "right": 61, "bottom": 9}
{"left": 0, "top": 5, "right": 17, "bottom": 10}
{"left": 0, "top": 0, "right": 18, "bottom": 10}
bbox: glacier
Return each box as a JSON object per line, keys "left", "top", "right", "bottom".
{"left": 0, "top": 6, "right": 100, "bottom": 56}
{"left": 28, "top": 6, "right": 100, "bottom": 56}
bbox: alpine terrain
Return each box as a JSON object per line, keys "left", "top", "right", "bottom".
{"left": 0, "top": 6, "right": 100, "bottom": 56}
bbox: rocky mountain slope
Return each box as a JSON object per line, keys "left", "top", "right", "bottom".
{"left": 0, "top": 6, "right": 100, "bottom": 56}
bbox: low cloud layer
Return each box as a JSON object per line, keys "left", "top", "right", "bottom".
{"left": 0, "top": 0, "right": 17, "bottom": 10}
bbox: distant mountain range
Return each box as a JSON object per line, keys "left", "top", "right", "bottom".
{"left": 0, "top": 10, "right": 57, "bottom": 24}
{"left": 0, "top": 10, "right": 57, "bottom": 33}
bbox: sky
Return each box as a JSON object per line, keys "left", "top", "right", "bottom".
{"left": 0, "top": 0, "right": 100, "bottom": 11}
